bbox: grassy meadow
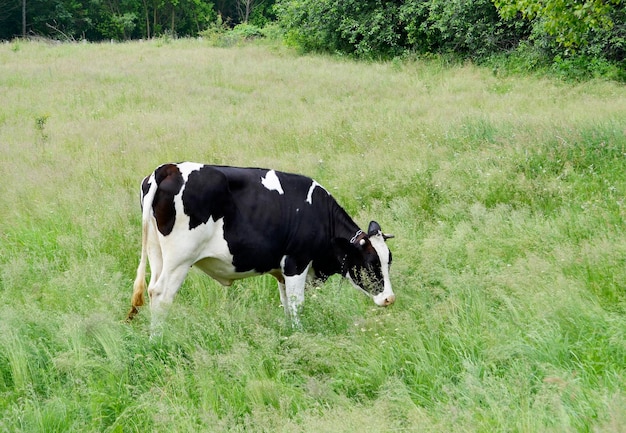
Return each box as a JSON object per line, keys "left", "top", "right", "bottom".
{"left": 1, "top": 38, "right": 625, "bottom": 432}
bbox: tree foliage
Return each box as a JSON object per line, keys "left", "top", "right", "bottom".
{"left": 1, "top": 0, "right": 623, "bottom": 79}
{"left": 494, "top": 0, "right": 622, "bottom": 49}
{"left": 0, "top": 0, "right": 273, "bottom": 40}
{"left": 493, "top": 0, "right": 625, "bottom": 77}
{"left": 276, "top": 0, "right": 529, "bottom": 59}
{"left": 275, "top": 0, "right": 624, "bottom": 78}
{"left": 275, "top": 0, "right": 405, "bottom": 57}
{"left": 400, "top": 0, "right": 530, "bottom": 57}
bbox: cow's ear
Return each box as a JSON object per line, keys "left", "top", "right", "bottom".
{"left": 368, "top": 221, "right": 381, "bottom": 236}
{"left": 368, "top": 221, "right": 394, "bottom": 240}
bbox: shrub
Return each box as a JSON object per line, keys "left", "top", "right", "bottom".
{"left": 276, "top": 0, "right": 405, "bottom": 58}
{"left": 232, "top": 23, "right": 264, "bottom": 40}
{"left": 401, "top": 0, "right": 530, "bottom": 58}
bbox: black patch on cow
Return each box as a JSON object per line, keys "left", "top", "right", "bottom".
{"left": 140, "top": 176, "right": 151, "bottom": 210}
{"left": 141, "top": 176, "right": 150, "bottom": 197}
{"left": 183, "top": 166, "right": 232, "bottom": 230}
{"left": 219, "top": 167, "right": 296, "bottom": 274}
{"left": 152, "top": 164, "right": 184, "bottom": 236}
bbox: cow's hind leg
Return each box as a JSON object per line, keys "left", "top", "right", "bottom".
{"left": 148, "top": 261, "right": 191, "bottom": 337}
{"left": 128, "top": 219, "right": 163, "bottom": 322}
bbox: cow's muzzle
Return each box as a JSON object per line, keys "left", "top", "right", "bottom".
{"left": 382, "top": 294, "right": 396, "bottom": 306}
{"left": 373, "top": 292, "right": 396, "bottom": 307}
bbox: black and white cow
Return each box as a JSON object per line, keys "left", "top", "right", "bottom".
{"left": 127, "top": 162, "right": 395, "bottom": 331}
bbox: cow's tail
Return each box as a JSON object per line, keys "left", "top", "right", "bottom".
{"left": 127, "top": 176, "right": 158, "bottom": 321}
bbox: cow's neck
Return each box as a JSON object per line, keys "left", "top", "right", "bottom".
{"left": 331, "top": 203, "right": 363, "bottom": 242}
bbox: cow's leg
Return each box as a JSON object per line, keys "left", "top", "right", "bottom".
{"left": 128, "top": 221, "right": 163, "bottom": 321}
{"left": 148, "top": 261, "right": 191, "bottom": 337}
{"left": 281, "top": 257, "right": 311, "bottom": 326}
{"left": 270, "top": 271, "right": 289, "bottom": 315}
{"left": 278, "top": 281, "right": 288, "bottom": 313}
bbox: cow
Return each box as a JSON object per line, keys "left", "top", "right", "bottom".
{"left": 127, "top": 162, "right": 395, "bottom": 332}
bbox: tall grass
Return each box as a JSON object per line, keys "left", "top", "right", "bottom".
{"left": 1, "top": 39, "right": 625, "bottom": 432}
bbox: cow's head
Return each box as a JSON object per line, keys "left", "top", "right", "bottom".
{"left": 335, "top": 221, "right": 395, "bottom": 307}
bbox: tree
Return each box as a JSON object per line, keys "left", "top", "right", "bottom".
{"left": 400, "top": 0, "right": 529, "bottom": 57}
{"left": 493, "top": 0, "right": 623, "bottom": 49}
{"left": 235, "top": 0, "right": 263, "bottom": 23}
{"left": 276, "top": 0, "right": 406, "bottom": 58}
{"left": 0, "top": 0, "right": 21, "bottom": 39}
{"left": 276, "top": 0, "right": 528, "bottom": 59}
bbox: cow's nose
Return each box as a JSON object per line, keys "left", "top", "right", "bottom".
{"left": 383, "top": 294, "right": 396, "bottom": 306}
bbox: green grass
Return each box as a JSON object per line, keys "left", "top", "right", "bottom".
{"left": 1, "top": 38, "right": 625, "bottom": 432}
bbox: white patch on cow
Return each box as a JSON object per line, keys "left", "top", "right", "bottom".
{"left": 368, "top": 234, "right": 395, "bottom": 307}
{"left": 261, "top": 170, "right": 284, "bottom": 195}
{"left": 192, "top": 217, "right": 266, "bottom": 285}
{"left": 306, "top": 180, "right": 328, "bottom": 204}
{"left": 177, "top": 161, "right": 205, "bottom": 181}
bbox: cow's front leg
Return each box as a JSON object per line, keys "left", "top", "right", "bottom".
{"left": 277, "top": 281, "right": 288, "bottom": 313}
{"left": 270, "top": 271, "right": 289, "bottom": 314}
{"left": 280, "top": 256, "right": 311, "bottom": 327}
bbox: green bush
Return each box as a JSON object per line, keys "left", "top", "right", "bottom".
{"left": 276, "top": 0, "right": 624, "bottom": 80}
{"left": 277, "top": 0, "right": 529, "bottom": 59}
{"left": 401, "top": 0, "right": 530, "bottom": 58}
{"left": 276, "top": 0, "right": 405, "bottom": 58}
{"left": 232, "top": 23, "right": 264, "bottom": 40}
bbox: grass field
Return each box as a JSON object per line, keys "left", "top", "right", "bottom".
{"left": 1, "top": 38, "right": 625, "bottom": 432}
